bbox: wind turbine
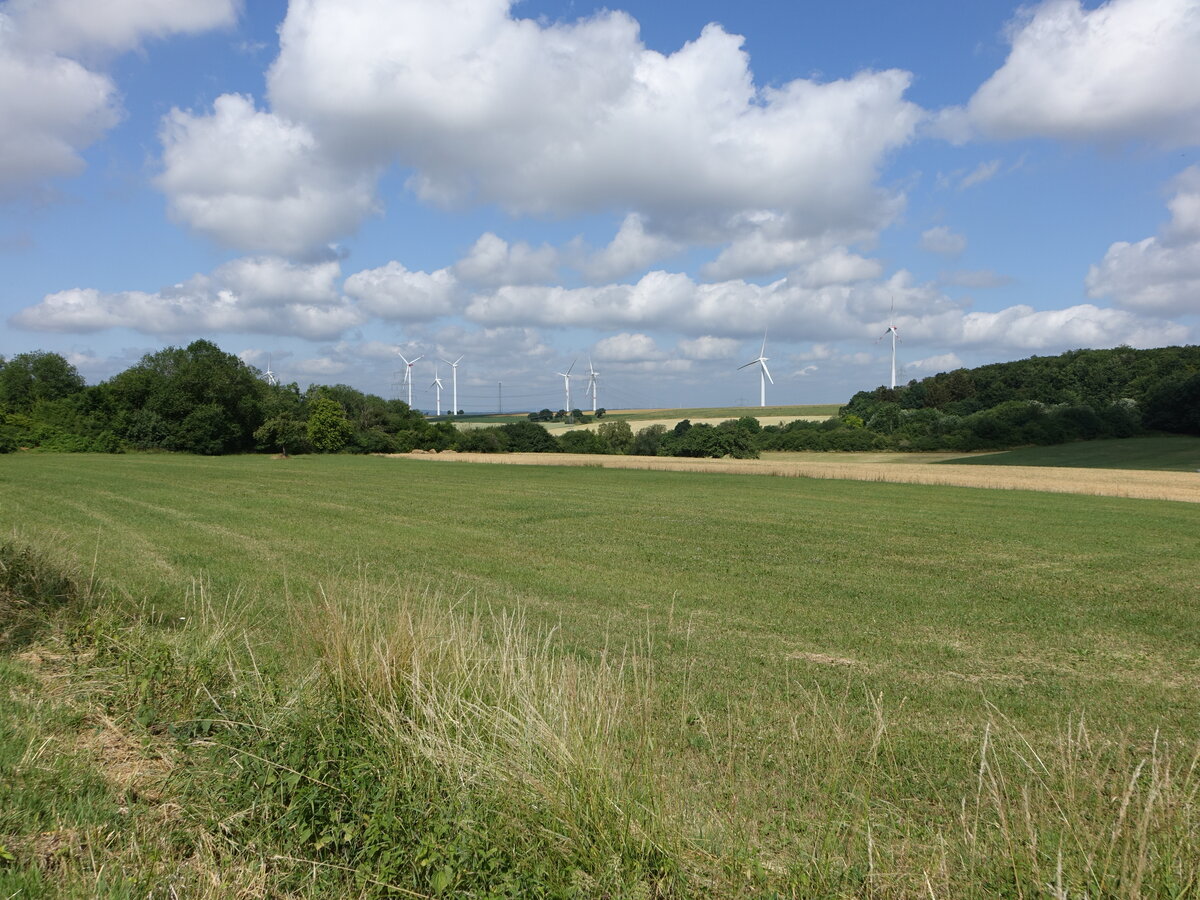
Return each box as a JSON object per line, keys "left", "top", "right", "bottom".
{"left": 738, "top": 333, "right": 774, "bottom": 408}
{"left": 441, "top": 354, "right": 463, "bottom": 415}
{"left": 583, "top": 359, "right": 599, "bottom": 413}
{"left": 263, "top": 354, "right": 278, "bottom": 386}
{"left": 877, "top": 300, "right": 900, "bottom": 389}
{"left": 398, "top": 352, "right": 422, "bottom": 407}
{"left": 430, "top": 365, "right": 444, "bottom": 416}
{"left": 556, "top": 359, "right": 576, "bottom": 415}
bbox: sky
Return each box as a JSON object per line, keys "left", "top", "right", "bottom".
{"left": 2, "top": 0, "right": 1199, "bottom": 414}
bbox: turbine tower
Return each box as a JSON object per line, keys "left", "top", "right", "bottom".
{"left": 430, "top": 365, "right": 444, "bottom": 416}
{"left": 441, "top": 354, "right": 463, "bottom": 415}
{"left": 398, "top": 352, "right": 422, "bottom": 407}
{"left": 584, "top": 359, "right": 599, "bottom": 413}
{"left": 738, "top": 333, "right": 774, "bottom": 408}
{"left": 263, "top": 354, "right": 278, "bottom": 386}
{"left": 877, "top": 300, "right": 900, "bottom": 389}
{"left": 556, "top": 359, "right": 576, "bottom": 414}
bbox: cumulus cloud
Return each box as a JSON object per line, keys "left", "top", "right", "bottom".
{"left": 1086, "top": 166, "right": 1200, "bottom": 313}
{"left": 575, "top": 214, "right": 683, "bottom": 282}
{"left": 0, "top": 39, "right": 118, "bottom": 195}
{"left": 907, "top": 352, "right": 965, "bottom": 373}
{"left": 678, "top": 335, "right": 741, "bottom": 360}
{"left": 942, "top": 304, "right": 1188, "bottom": 350}
{"left": 258, "top": 0, "right": 920, "bottom": 242}
{"left": 6, "top": 0, "right": 237, "bottom": 56}
{"left": 944, "top": 0, "right": 1200, "bottom": 145}
{"left": 921, "top": 226, "right": 967, "bottom": 256}
{"left": 593, "top": 332, "right": 663, "bottom": 362}
{"left": 156, "top": 94, "right": 380, "bottom": 256}
{"left": 11, "top": 257, "right": 364, "bottom": 339}
{"left": 453, "top": 232, "right": 559, "bottom": 287}
{"left": 343, "top": 260, "right": 460, "bottom": 321}
{"left": 0, "top": 0, "right": 236, "bottom": 197}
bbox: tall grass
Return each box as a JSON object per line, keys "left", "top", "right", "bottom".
{"left": 5, "top": 544, "right": 1198, "bottom": 896}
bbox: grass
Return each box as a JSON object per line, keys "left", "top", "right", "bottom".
{"left": 2, "top": 453, "right": 1199, "bottom": 896}
{"left": 945, "top": 434, "right": 1200, "bottom": 471}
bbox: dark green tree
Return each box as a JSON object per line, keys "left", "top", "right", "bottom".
{"left": 306, "top": 396, "right": 354, "bottom": 452}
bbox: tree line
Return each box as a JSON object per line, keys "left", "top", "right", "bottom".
{"left": 2, "top": 342, "right": 1197, "bottom": 458}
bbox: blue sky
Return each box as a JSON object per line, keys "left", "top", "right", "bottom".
{"left": 2, "top": 0, "right": 1198, "bottom": 413}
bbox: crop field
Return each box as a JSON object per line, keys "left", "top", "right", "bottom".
{"left": 406, "top": 448, "right": 1200, "bottom": 502}
{"left": 2, "top": 452, "right": 1199, "bottom": 896}
{"left": 455, "top": 403, "right": 840, "bottom": 427}
{"left": 946, "top": 434, "right": 1200, "bottom": 471}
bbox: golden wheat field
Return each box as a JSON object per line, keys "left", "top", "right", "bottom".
{"left": 397, "top": 449, "right": 1200, "bottom": 503}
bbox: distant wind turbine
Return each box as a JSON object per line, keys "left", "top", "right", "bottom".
{"left": 263, "top": 354, "right": 278, "bottom": 386}
{"left": 877, "top": 300, "right": 900, "bottom": 389}
{"left": 430, "top": 365, "right": 444, "bottom": 416}
{"left": 441, "top": 354, "right": 463, "bottom": 415}
{"left": 584, "top": 359, "right": 599, "bottom": 413}
{"left": 738, "top": 333, "right": 774, "bottom": 408}
{"left": 398, "top": 352, "right": 422, "bottom": 407}
{"left": 557, "top": 359, "right": 576, "bottom": 414}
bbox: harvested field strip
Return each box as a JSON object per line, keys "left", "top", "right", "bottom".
{"left": 395, "top": 450, "right": 1200, "bottom": 503}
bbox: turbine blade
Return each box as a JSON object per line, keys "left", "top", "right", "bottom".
{"left": 760, "top": 361, "right": 774, "bottom": 384}
{"left": 737, "top": 360, "right": 758, "bottom": 370}
{"left": 759, "top": 331, "right": 768, "bottom": 358}
{"left": 567, "top": 358, "right": 576, "bottom": 375}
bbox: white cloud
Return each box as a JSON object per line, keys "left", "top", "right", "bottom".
{"left": 263, "top": 0, "right": 921, "bottom": 239}
{"left": 593, "top": 332, "right": 663, "bottom": 362}
{"left": 678, "top": 335, "right": 740, "bottom": 360}
{"left": 921, "top": 225, "right": 967, "bottom": 256}
{"left": 11, "top": 257, "right": 364, "bottom": 339}
{"left": 575, "top": 214, "right": 683, "bottom": 282}
{"left": 156, "top": 94, "right": 380, "bottom": 255}
{"left": 5, "top": 0, "right": 237, "bottom": 56}
{"left": 343, "top": 261, "right": 460, "bottom": 321}
{"left": 0, "top": 0, "right": 237, "bottom": 197}
{"left": 958, "top": 159, "right": 1001, "bottom": 190}
{"left": 907, "top": 352, "right": 965, "bottom": 373}
{"left": 0, "top": 33, "right": 118, "bottom": 195}
{"left": 946, "top": 0, "right": 1200, "bottom": 145}
{"left": 1086, "top": 166, "right": 1200, "bottom": 313}
{"left": 210, "top": 256, "right": 341, "bottom": 307}
{"left": 944, "top": 304, "right": 1189, "bottom": 350}
{"left": 453, "top": 232, "right": 559, "bottom": 287}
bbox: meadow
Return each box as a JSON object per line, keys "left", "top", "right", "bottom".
{"left": 945, "top": 434, "right": 1200, "bottom": 471}
{"left": 2, "top": 452, "right": 1199, "bottom": 897}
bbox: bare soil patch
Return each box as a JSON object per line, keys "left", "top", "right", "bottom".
{"left": 391, "top": 451, "right": 1200, "bottom": 503}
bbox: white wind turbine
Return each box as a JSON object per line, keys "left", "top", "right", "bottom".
{"left": 738, "top": 333, "right": 774, "bottom": 408}
{"left": 398, "top": 352, "right": 422, "bottom": 407}
{"left": 877, "top": 300, "right": 900, "bottom": 389}
{"left": 583, "top": 358, "right": 599, "bottom": 413}
{"left": 556, "top": 359, "right": 576, "bottom": 415}
{"left": 441, "top": 354, "right": 463, "bottom": 415}
{"left": 430, "top": 365, "right": 444, "bottom": 416}
{"left": 263, "top": 354, "right": 278, "bottom": 386}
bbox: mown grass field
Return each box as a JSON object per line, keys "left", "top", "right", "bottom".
{"left": 945, "top": 434, "right": 1200, "bottom": 471}
{"left": 2, "top": 452, "right": 1199, "bottom": 896}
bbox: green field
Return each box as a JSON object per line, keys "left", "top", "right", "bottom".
{"left": 2, "top": 453, "right": 1198, "bottom": 896}
{"left": 945, "top": 434, "right": 1200, "bottom": 471}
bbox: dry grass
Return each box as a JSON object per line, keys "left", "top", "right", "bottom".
{"left": 393, "top": 450, "right": 1200, "bottom": 503}
{"left": 539, "top": 415, "right": 829, "bottom": 433}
